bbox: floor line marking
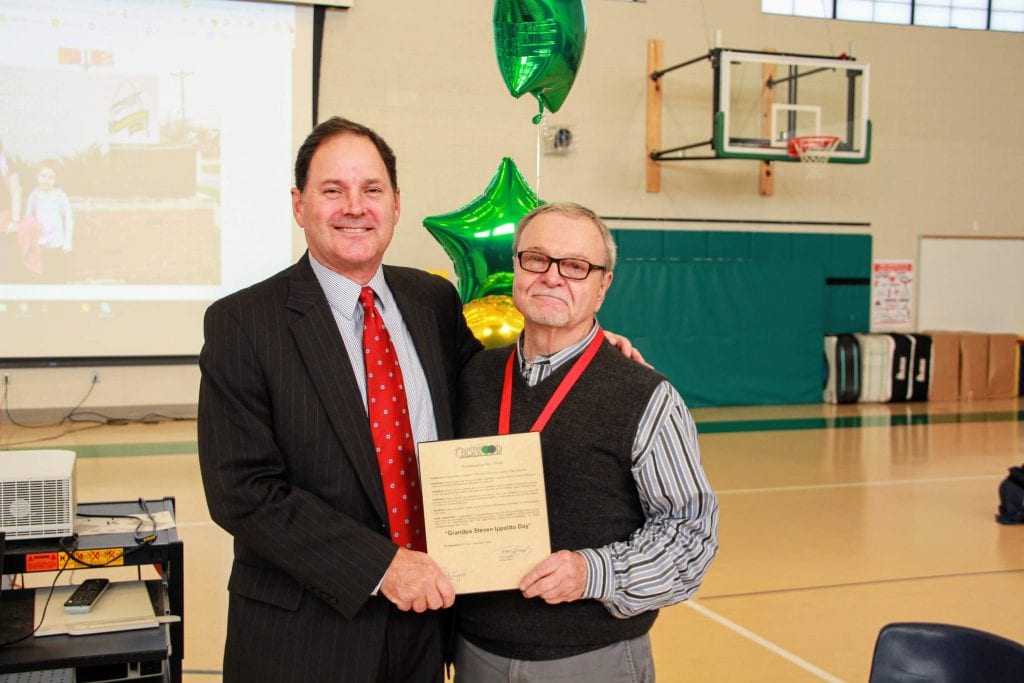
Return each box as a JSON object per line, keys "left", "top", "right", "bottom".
{"left": 2, "top": 407, "right": 1019, "bottom": 455}
{"left": 718, "top": 474, "right": 1002, "bottom": 495}
{"left": 684, "top": 600, "right": 844, "bottom": 682}
{"left": 695, "top": 409, "right": 1024, "bottom": 435}
{"left": 701, "top": 568, "right": 1024, "bottom": 601}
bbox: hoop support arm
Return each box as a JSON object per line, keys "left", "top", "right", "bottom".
{"left": 650, "top": 51, "right": 713, "bottom": 82}
{"left": 650, "top": 139, "right": 716, "bottom": 161}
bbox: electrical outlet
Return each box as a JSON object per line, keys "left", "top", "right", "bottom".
{"left": 2, "top": 373, "right": 9, "bottom": 385}
{"left": 91, "top": 371, "right": 100, "bottom": 383}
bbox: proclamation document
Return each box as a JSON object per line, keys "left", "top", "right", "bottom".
{"left": 418, "top": 432, "right": 550, "bottom": 594}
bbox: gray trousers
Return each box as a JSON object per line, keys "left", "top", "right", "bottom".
{"left": 454, "top": 634, "right": 654, "bottom": 683}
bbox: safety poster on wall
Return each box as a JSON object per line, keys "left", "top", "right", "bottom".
{"left": 871, "top": 260, "right": 913, "bottom": 330}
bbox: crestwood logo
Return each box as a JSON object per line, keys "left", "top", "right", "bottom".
{"left": 454, "top": 444, "right": 502, "bottom": 458}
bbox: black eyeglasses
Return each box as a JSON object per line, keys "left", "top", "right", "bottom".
{"left": 515, "top": 250, "right": 607, "bottom": 280}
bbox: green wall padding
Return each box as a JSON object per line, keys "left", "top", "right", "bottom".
{"left": 749, "top": 232, "right": 795, "bottom": 261}
{"left": 663, "top": 231, "right": 707, "bottom": 258}
{"left": 610, "top": 229, "right": 871, "bottom": 334}
{"left": 600, "top": 261, "right": 825, "bottom": 407}
{"left": 614, "top": 230, "right": 665, "bottom": 260}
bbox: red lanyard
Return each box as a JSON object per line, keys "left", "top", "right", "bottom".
{"left": 498, "top": 328, "right": 606, "bottom": 435}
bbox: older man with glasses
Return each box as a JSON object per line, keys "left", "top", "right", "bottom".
{"left": 452, "top": 202, "right": 720, "bottom": 682}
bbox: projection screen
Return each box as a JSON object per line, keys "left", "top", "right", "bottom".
{"left": 0, "top": 0, "right": 313, "bottom": 361}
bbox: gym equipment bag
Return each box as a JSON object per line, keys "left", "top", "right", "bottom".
{"left": 996, "top": 465, "right": 1024, "bottom": 525}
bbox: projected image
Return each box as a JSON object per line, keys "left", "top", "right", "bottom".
{"left": 0, "top": 63, "right": 221, "bottom": 285}
{"left": 0, "top": 0, "right": 302, "bottom": 358}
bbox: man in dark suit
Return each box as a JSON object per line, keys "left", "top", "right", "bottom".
{"left": 197, "top": 117, "right": 482, "bottom": 682}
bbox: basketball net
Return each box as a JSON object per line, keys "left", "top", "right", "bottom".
{"left": 788, "top": 135, "right": 839, "bottom": 178}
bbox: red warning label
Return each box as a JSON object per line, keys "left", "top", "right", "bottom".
{"left": 24, "top": 548, "right": 125, "bottom": 572}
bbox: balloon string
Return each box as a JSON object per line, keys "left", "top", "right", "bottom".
{"left": 535, "top": 122, "right": 541, "bottom": 195}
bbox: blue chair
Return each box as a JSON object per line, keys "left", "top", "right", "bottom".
{"left": 868, "top": 622, "right": 1024, "bottom": 683}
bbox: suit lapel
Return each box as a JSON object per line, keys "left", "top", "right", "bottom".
{"left": 286, "top": 257, "right": 388, "bottom": 522}
{"left": 386, "top": 267, "right": 455, "bottom": 441}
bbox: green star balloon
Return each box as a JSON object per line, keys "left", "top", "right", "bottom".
{"left": 493, "top": 0, "right": 588, "bottom": 124}
{"left": 423, "top": 157, "right": 542, "bottom": 303}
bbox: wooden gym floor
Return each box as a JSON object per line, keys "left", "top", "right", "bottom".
{"left": 2, "top": 397, "right": 1022, "bottom": 681}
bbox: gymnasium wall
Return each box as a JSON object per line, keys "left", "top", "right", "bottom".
{"left": 322, "top": 2, "right": 1022, "bottom": 270}
{"left": 6, "top": 0, "right": 1022, "bottom": 414}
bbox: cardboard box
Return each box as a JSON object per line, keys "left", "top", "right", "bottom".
{"left": 958, "top": 332, "right": 989, "bottom": 400}
{"left": 924, "top": 331, "right": 961, "bottom": 401}
{"left": 988, "top": 333, "right": 1019, "bottom": 399}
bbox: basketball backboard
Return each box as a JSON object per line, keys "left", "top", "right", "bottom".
{"left": 714, "top": 49, "right": 871, "bottom": 163}
{"left": 648, "top": 47, "right": 871, "bottom": 165}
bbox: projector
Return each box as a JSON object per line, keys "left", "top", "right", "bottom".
{"left": 0, "top": 449, "right": 77, "bottom": 540}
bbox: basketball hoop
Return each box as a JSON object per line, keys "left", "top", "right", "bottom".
{"left": 787, "top": 135, "right": 840, "bottom": 164}
{"left": 787, "top": 135, "right": 839, "bottom": 179}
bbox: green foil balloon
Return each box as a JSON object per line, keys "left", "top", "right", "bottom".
{"left": 493, "top": 0, "right": 588, "bottom": 124}
{"left": 423, "top": 157, "right": 542, "bottom": 303}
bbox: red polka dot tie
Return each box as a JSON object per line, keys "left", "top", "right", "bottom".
{"left": 359, "top": 286, "right": 426, "bottom": 552}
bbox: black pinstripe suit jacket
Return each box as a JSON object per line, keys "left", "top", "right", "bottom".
{"left": 197, "top": 254, "right": 481, "bottom": 682}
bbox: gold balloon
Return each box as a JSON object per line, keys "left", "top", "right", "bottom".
{"left": 463, "top": 295, "right": 524, "bottom": 349}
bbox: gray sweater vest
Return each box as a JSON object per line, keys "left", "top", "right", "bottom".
{"left": 455, "top": 340, "right": 665, "bottom": 660}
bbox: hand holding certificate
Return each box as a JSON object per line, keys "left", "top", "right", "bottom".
{"left": 418, "top": 432, "right": 550, "bottom": 594}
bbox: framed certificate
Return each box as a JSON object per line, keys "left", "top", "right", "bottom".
{"left": 418, "top": 432, "right": 551, "bottom": 594}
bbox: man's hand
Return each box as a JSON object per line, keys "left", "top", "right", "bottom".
{"left": 604, "top": 331, "right": 650, "bottom": 367}
{"left": 380, "top": 547, "right": 456, "bottom": 613}
{"left": 519, "top": 550, "right": 588, "bottom": 604}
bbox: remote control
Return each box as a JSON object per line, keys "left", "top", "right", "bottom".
{"left": 64, "top": 578, "right": 111, "bottom": 614}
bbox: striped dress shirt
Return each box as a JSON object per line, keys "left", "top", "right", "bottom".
{"left": 310, "top": 254, "right": 438, "bottom": 447}
{"left": 517, "top": 323, "right": 719, "bottom": 618}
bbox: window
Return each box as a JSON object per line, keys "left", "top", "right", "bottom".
{"left": 764, "top": 0, "right": 1024, "bottom": 31}
{"left": 836, "top": 0, "right": 912, "bottom": 23}
{"left": 992, "top": 0, "right": 1024, "bottom": 29}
